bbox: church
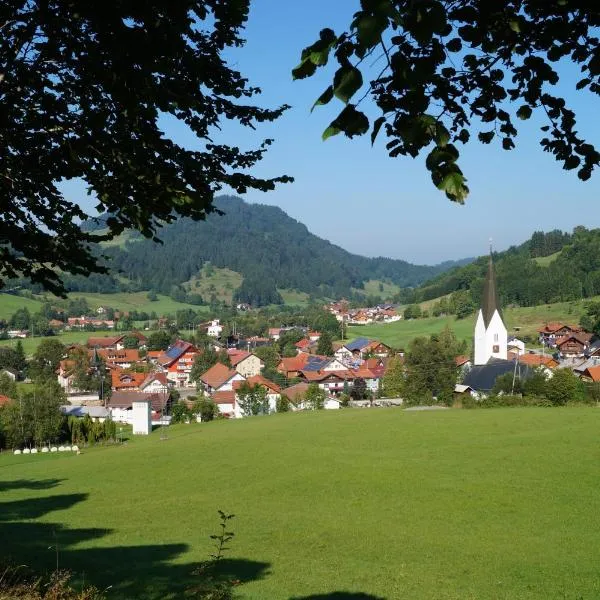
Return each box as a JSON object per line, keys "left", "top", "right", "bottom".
{"left": 463, "top": 253, "right": 532, "bottom": 393}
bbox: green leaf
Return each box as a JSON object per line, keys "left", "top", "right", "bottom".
{"left": 292, "top": 58, "right": 317, "bottom": 80}
{"left": 516, "top": 105, "right": 532, "bottom": 120}
{"left": 446, "top": 38, "right": 462, "bottom": 53}
{"left": 436, "top": 171, "right": 469, "bottom": 203}
{"left": 324, "top": 105, "right": 369, "bottom": 140}
{"left": 293, "top": 29, "right": 337, "bottom": 80}
{"left": 311, "top": 86, "right": 334, "bottom": 111}
{"left": 564, "top": 155, "right": 580, "bottom": 170}
{"left": 502, "top": 137, "right": 515, "bottom": 150}
{"left": 371, "top": 116, "right": 386, "bottom": 145}
{"left": 322, "top": 125, "right": 341, "bottom": 141}
{"left": 509, "top": 19, "right": 521, "bottom": 33}
{"left": 333, "top": 65, "right": 363, "bottom": 104}
{"left": 434, "top": 123, "right": 450, "bottom": 147}
{"left": 354, "top": 13, "right": 387, "bottom": 52}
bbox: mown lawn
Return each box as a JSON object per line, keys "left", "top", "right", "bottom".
{"left": 1, "top": 408, "right": 600, "bottom": 600}
{"left": 0, "top": 293, "right": 44, "bottom": 320}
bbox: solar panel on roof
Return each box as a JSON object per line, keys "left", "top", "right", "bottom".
{"left": 165, "top": 346, "right": 185, "bottom": 359}
{"left": 346, "top": 337, "right": 370, "bottom": 351}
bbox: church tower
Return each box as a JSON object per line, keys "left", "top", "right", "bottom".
{"left": 474, "top": 253, "right": 507, "bottom": 365}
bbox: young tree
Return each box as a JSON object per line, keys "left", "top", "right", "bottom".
{"left": 122, "top": 336, "right": 140, "bottom": 350}
{"left": 316, "top": 332, "right": 334, "bottom": 356}
{"left": 276, "top": 395, "right": 290, "bottom": 413}
{"left": 351, "top": 377, "right": 367, "bottom": 400}
{"left": 189, "top": 349, "right": 219, "bottom": 385}
{"left": 304, "top": 383, "right": 326, "bottom": 410}
{"left": 29, "top": 339, "right": 66, "bottom": 382}
{"left": 237, "top": 382, "right": 269, "bottom": 416}
{"left": 294, "top": 3, "right": 599, "bottom": 203}
{"left": 545, "top": 368, "right": 585, "bottom": 406}
{"left": 146, "top": 330, "right": 172, "bottom": 352}
{"left": 193, "top": 396, "right": 219, "bottom": 422}
{"left": 253, "top": 345, "right": 281, "bottom": 371}
{"left": 1, "top": 1, "right": 290, "bottom": 295}
{"left": 0, "top": 373, "right": 17, "bottom": 398}
{"left": 382, "top": 356, "right": 405, "bottom": 398}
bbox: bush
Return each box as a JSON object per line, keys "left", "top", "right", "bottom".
{"left": 276, "top": 396, "right": 290, "bottom": 413}
{"left": 462, "top": 394, "right": 552, "bottom": 409}
{"left": 170, "top": 401, "right": 193, "bottom": 424}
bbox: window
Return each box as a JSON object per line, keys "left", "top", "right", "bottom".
{"left": 494, "top": 333, "right": 498, "bottom": 342}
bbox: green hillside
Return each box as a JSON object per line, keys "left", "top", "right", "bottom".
{"left": 0, "top": 293, "right": 43, "bottom": 320}
{"left": 2, "top": 409, "right": 600, "bottom": 599}
{"left": 348, "top": 296, "right": 591, "bottom": 349}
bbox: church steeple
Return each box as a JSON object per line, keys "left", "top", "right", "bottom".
{"left": 473, "top": 247, "right": 507, "bottom": 365}
{"left": 481, "top": 253, "right": 501, "bottom": 328}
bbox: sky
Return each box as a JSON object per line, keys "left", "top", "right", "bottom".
{"left": 64, "top": 1, "right": 600, "bottom": 265}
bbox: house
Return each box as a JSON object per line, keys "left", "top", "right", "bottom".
{"left": 299, "top": 370, "right": 354, "bottom": 395}
{"left": 140, "top": 371, "right": 170, "bottom": 393}
{"left": 212, "top": 390, "right": 241, "bottom": 418}
{"left": 463, "top": 358, "right": 534, "bottom": 394}
{"left": 7, "top": 329, "right": 28, "bottom": 338}
{"left": 295, "top": 338, "right": 313, "bottom": 353}
{"left": 97, "top": 348, "right": 141, "bottom": 369}
{"left": 308, "top": 331, "right": 321, "bottom": 342}
{"left": 87, "top": 335, "right": 125, "bottom": 350}
{"left": 207, "top": 319, "right": 223, "bottom": 338}
{"left": 518, "top": 353, "right": 559, "bottom": 371}
{"left": 268, "top": 328, "right": 282, "bottom": 341}
{"left": 157, "top": 339, "right": 199, "bottom": 387}
{"left": 0, "top": 394, "right": 12, "bottom": 408}
{"left": 108, "top": 390, "right": 171, "bottom": 423}
{"left": 579, "top": 365, "right": 600, "bottom": 383}
{"left": 57, "top": 359, "right": 79, "bottom": 394}
{"left": 455, "top": 355, "right": 472, "bottom": 371}
{"left": 323, "top": 398, "right": 341, "bottom": 410}
{"left": 453, "top": 384, "right": 477, "bottom": 404}
{"left": 60, "top": 405, "right": 110, "bottom": 421}
{"left": 555, "top": 332, "right": 592, "bottom": 358}
{"left": 49, "top": 319, "right": 65, "bottom": 329}
{"left": 199, "top": 362, "right": 245, "bottom": 395}
{"left": 228, "top": 349, "right": 264, "bottom": 378}
{"left": 538, "top": 323, "right": 583, "bottom": 347}
{"left": 111, "top": 369, "right": 147, "bottom": 392}
{"left": 69, "top": 316, "right": 115, "bottom": 329}
{"left": 277, "top": 353, "right": 311, "bottom": 378}
{"left": 0, "top": 367, "right": 17, "bottom": 381}
{"left": 334, "top": 338, "right": 390, "bottom": 366}
{"left": 280, "top": 382, "right": 310, "bottom": 408}
{"left": 507, "top": 337, "right": 526, "bottom": 356}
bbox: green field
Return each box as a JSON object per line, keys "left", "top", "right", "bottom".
{"left": 1, "top": 408, "right": 600, "bottom": 599}
{"left": 0, "top": 294, "right": 44, "bottom": 320}
{"left": 184, "top": 265, "right": 244, "bottom": 305}
{"left": 0, "top": 330, "right": 115, "bottom": 355}
{"left": 348, "top": 298, "right": 592, "bottom": 349}
{"left": 533, "top": 251, "right": 562, "bottom": 266}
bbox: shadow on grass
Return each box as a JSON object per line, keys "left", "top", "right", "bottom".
{"left": 0, "top": 478, "right": 65, "bottom": 492}
{"left": 291, "top": 595, "right": 386, "bottom": 599}
{"left": 0, "top": 478, "right": 270, "bottom": 599}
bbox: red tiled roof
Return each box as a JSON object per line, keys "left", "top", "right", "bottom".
{"left": 108, "top": 391, "right": 169, "bottom": 411}
{"left": 245, "top": 374, "right": 281, "bottom": 393}
{"left": 98, "top": 348, "right": 140, "bottom": 364}
{"left": 212, "top": 390, "right": 236, "bottom": 404}
{"left": 277, "top": 353, "right": 310, "bottom": 374}
{"left": 583, "top": 365, "right": 600, "bottom": 382}
{"left": 111, "top": 369, "right": 147, "bottom": 390}
{"left": 88, "top": 336, "right": 123, "bottom": 348}
{"left": 141, "top": 371, "right": 169, "bottom": 389}
{"left": 295, "top": 339, "right": 311, "bottom": 349}
{"left": 538, "top": 322, "right": 580, "bottom": 334}
{"left": 227, "top": 349, "right": 253, "bottom": 367}
{"left": 555, "top": 332, "right": 592, "bottom": 347}
{"left": 147, "top": 350, "right": 162, "bottom": 358}
{"left": 455, "top": 355, "right": 471, "bottom": 367}
{"left": 201, "top": 363, "right": 238, "bottom": 389}
{"left": 518, "top": 354, "right": 559, "bottom": 368}
{"left": 281, "top": 382, "right": 309, "bottom": 402}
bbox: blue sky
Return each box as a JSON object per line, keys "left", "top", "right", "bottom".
{"left": 65, "top": 1, "right": 600, "bottom": 265}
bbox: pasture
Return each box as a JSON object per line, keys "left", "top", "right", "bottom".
{"left": 1, "top": 408, "right": 600, "bottom": 599}
{"left": 0, "top": 330, "right": 115, "bottom": 355}
{"left": 348, "top": 298, "right": 591, "bottom": 349}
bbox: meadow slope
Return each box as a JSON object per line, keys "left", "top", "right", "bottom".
{"left": 1, "top": 408, "right": 600, "bottom": 600}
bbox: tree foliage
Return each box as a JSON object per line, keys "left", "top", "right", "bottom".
{"left": 304, "top": 383, "right": 326, "bottom": 410}
{"left": 236, "top": 382, "right": 269, "bottom": 416}
{"left": 0, "top": 1, "right": 291, "bottom": 294}
{"left": 382, "top": 355, "right": 404, "bottom": 397}
{"left": 294, "top": 1, "right": 599, "bottom": 202}
{"left": 316, "top": 332, "right": 334, "bottom": 356}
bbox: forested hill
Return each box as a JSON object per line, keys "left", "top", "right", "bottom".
{"left": 69, "top": 196, "right": 469, "bottom": 304}
{"left": 402, "top": 226, "right": 600, "bottom": 309}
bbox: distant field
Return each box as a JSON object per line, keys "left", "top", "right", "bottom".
{"left": 357, "top": 279, "right": 401, "bottom": 299}
{"left": 534, "top": 251, "right": 562, "bottom": 266}
{"left": 278, "top": 288, "right": 310, "bottom": 306}
{"left": 0, "top": 330, "right": 115, "bottom": 355}
{"left": 59, "top": 292, "right": 208, "bottom": 316}
{"left": 347, "top": 297, "right": 593, "bottom": 349}
{"left": 2, "top": 408, "right": 600, "bottom": 599}
{"left": 184, "top": 265, "right": 243, "bottom": 305}
{"left": 0, "top": 294, "right": 44, "bottom": 320}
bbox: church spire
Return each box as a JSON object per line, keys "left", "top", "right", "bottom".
{"left": 481, "top": 251, "right": 501, "bottom": 328}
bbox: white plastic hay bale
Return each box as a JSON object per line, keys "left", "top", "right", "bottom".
{"left": 63, "top": 445, "right": 72, "bottom": 451}
{"left": 58, "top": 446, "right": 65, "bottom": 452}
{"left": 13, "top": 449, "right": 21, "bottom": 455}
{"left": 71, "top": 445, "right": 79, "bottom": 452}
{"left": 30, "top": 448, "right": 38, "bottom": 454}
{"left": 50, "top": 446, "right": 58, "bottom": 452}
{"left": 41, "top": 447, "right": 49, "bottom": 453}
{"left": 22, "top": 448, "right": 30, "bottom": 454}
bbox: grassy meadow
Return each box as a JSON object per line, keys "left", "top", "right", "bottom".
{"left": 348, "top": 298, "right": 591, "bottom": 349}
{"left": 0, "top": 330, "right": 115, "bottom": 355}
{"left": 1, "top": 408, "right": 600, "bottom": 599}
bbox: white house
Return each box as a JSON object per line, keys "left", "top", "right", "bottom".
{"left": 474, "top": 254, "right": 507, "bottom": 365}
{"left": 207, "top": 319, "right": 223, "bottom": 338}
{"left": 507, "top": 337, "right": 526, "bottom": 356}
